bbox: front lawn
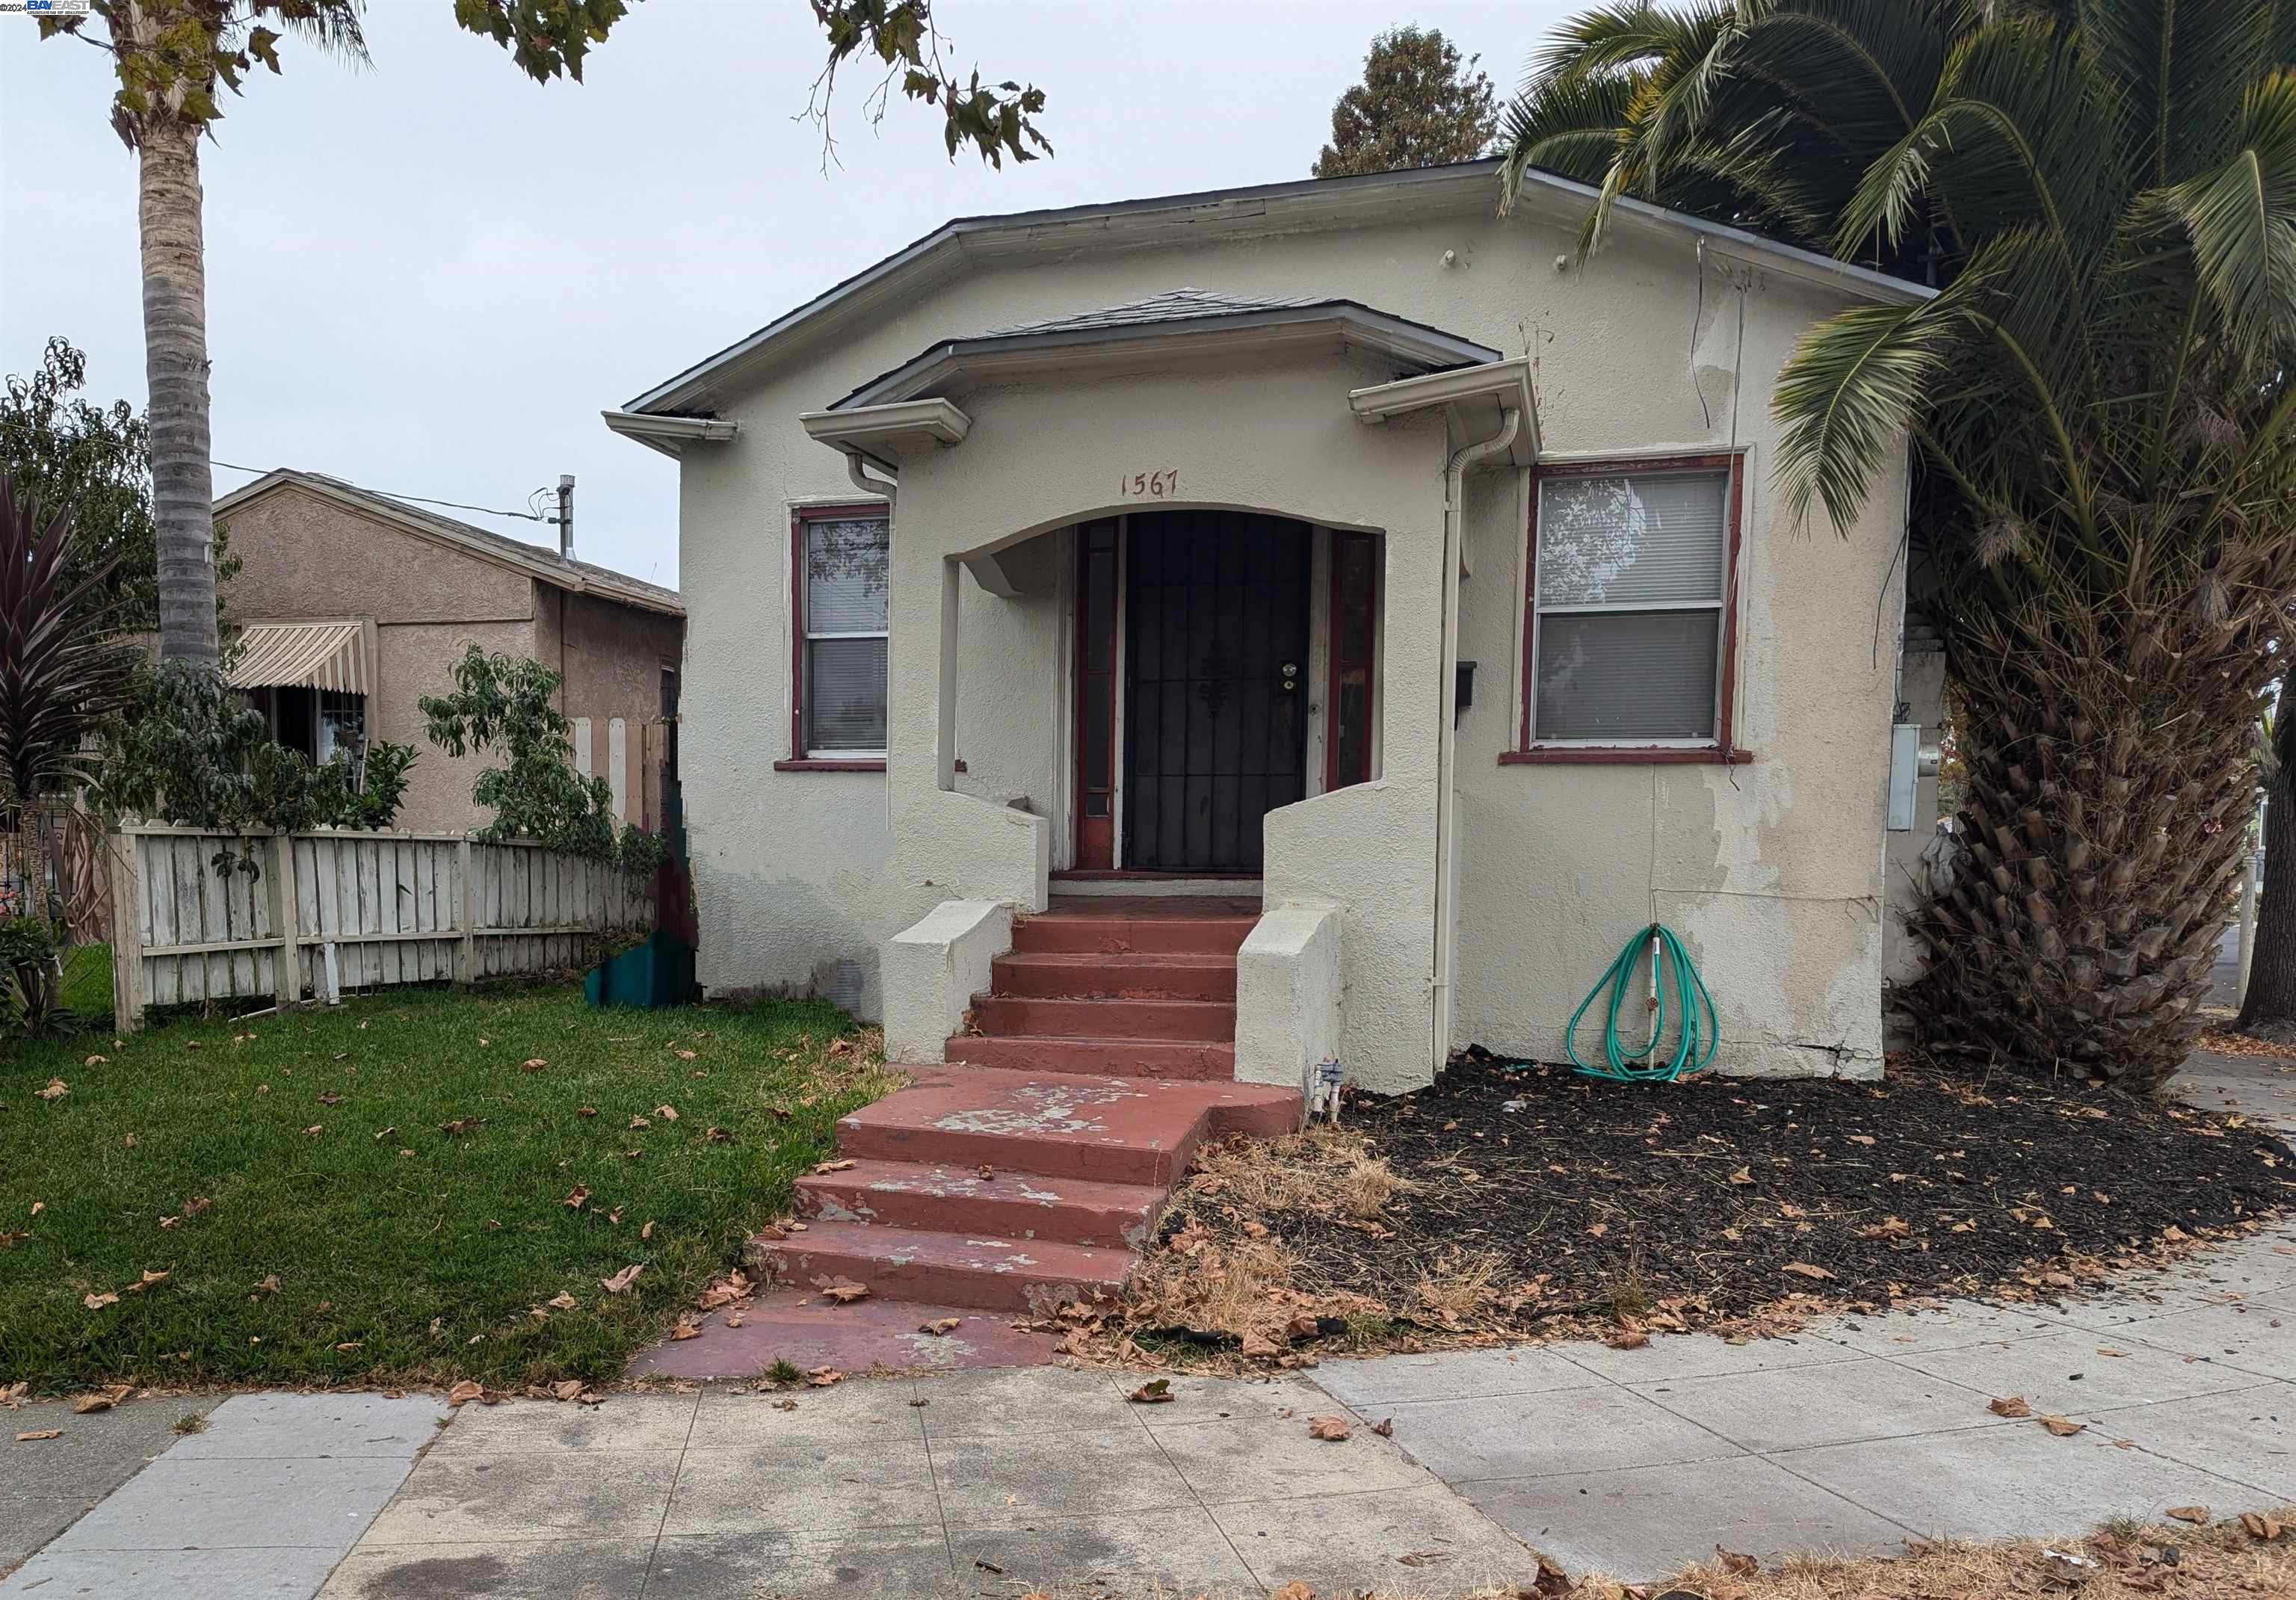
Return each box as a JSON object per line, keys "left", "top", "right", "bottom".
{"left": 0, "top": 986, "right": 895, "bottom": 1393}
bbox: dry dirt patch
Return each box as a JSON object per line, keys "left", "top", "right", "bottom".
{"left": 1102, "top": 1056, "right": 2293, "bottom": 1359}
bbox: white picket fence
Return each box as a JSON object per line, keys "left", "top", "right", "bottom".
{"left": 108, "top": 827, "right": 652, "bottom": 1028}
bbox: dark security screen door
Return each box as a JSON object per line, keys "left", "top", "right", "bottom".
{"left": 1123, "top": 511, "right": 1312, "bottom": 872}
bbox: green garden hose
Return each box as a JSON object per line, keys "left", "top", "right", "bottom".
{"left": 1564, "top": 922, "right": 1720, "bottom": 1084}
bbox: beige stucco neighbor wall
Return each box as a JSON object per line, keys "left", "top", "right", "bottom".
{"left": 220, "top": 487, "right": 536, "bottom": 624}
{"left": 666, "top": 198, "right": 1907, "bottom": 1081}
{"left": 217, "top": 484, "right": 685, "bottom": 837}
{"left": 220, "top": 484, "right": 539, "bottom": 834}
{"left": 377, "top": 619, "right": 537, "bottom": 833}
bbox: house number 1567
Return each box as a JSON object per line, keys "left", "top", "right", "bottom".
{"left": 1122, "top": 469, "right": 1179, "bottom": 499}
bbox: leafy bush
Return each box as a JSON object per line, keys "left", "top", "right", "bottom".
{"left": 93, "top": 660, "right": 416, "bottom": 871}
{"left": 0, "top": 917, "right": 67, "bottom": 1036}
{"left": 420, "top": 646, "right": 663, "bottom": 881}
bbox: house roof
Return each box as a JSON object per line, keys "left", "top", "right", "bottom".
{"left": 986, "top": 288, "right": 1327, "bottom": 337}
{"left": 610, "top": 158, "right": 1934, "bottom": 428}
{"left": 214, "top": 469, "right": 683, "bottom": 617}
{"left": 830, "top": 288, "right": 1505, "bottom": 411}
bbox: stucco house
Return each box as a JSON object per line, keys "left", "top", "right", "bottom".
{"left": 605, "top": 158, "right": 1937, "bottom": 1099}
{"left": 214, "top": 470, "right": 685, "bottom": 835}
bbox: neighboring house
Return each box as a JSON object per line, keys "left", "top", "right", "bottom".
{"left": 213, "top": 470, "right": 685, "bottom": 836}
{"left": 605, "top": 158, "right": 1935, "bottom": 1093}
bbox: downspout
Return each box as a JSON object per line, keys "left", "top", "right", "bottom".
{"left": 845, "top": 451, "right": 898, "bottom": 833}
{"left": 1431, "top": 407, "right": 1522, "bottom": 1078}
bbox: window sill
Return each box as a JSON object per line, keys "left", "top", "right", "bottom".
{"left": 774, "top": 758, "right": 887, "bottom": 773}
{"left": 1500, "top": 747, "right": 1756, "bottom": 767}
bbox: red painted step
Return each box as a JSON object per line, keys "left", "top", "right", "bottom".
{"left": 1010, "top": 911, "right": 1256, "bottom": 957}
{"left": 990, "top": 951, "right": 1238, "bottom": 1001}
{"left": 970, "top": 995, "right": 1236, "bottom": 1042}
{"left": 750, "top": 1219, "right": 1134, "bottom": 1312}
{"left": 945, "top": 1034, "right": 1235, "bottom": 1081}
{"left": 795, "top": 1158, "right": 1167, "bottom": 1250}
{"left": 832, "top": 1065, "right": 1297, "bottom": 1185}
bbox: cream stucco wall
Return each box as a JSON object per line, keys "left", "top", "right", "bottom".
{"left": 661, "top": 196, "right": 1907, "bottom": 1082}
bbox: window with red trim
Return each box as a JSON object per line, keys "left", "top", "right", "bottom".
{"left": 789, "top": 504, "right": 889, "bottom": 765}
{"left": 1516, "top": 455, "right": 1743, "bottom": 761}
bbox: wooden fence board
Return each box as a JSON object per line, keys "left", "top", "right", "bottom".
{"left": 109, "top": 829, "right": 652, "bottom": 1028}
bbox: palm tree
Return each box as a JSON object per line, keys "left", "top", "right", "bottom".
{"left": 1502, "top": 1, "right": 2296, "bottom": 1090}
{"left": 40, "top": 2, "right": 372, "bottom": 669}
{"left": 40, "top": 1, "right": 1049, "bottom": 670}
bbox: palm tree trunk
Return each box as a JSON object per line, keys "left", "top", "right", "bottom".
{"left": 1901, "top": 601, "right": 2265, "bottom": 1093}
{"left": 2235, "top": 711, "right": 2296, "bottom": 1040}
{"left": 137, "top": 107, "right": 220, "bottom": 668}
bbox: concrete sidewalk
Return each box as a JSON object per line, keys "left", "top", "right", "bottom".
{"left": 1, "top": 1391, "right": 447, "bottom": 1598}
{"left": 8, "top": 1232, "right": 2290, "bottom": 1600}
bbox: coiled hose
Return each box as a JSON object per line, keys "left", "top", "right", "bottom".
{"left": 1564, "top": 922, "right": 1720, "bottom": 1083}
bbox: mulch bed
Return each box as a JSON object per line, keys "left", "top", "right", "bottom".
{"left": 1149, "top": 1055, "right": 2296, "bottom": 1346}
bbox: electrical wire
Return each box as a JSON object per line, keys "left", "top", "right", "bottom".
{"left": 209, "top": 459, "right": 545, "bottom": 522}
{"left": 0, "top": 418, "right": 549, "bottom": 525}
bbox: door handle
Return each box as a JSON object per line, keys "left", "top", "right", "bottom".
{"left": 1281, "top": 661, "right": 1299, "bottom": 692}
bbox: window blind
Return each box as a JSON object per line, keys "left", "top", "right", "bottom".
{"left": 806, "top": 637, "right": 887, "bottom": 751}
{"left": 1534, "top": 611, "right": 1720, "bottom": 741}
{"left": 1531, "top": 467, "right": 1730, "bottom": 744}
{"left": 806, "top": 520, "right": 889, "bottom": 632}
{"left": 1537, "top": 472, "right": 1726, "bottom": 608}
{"left": 802, "top": 515, "right": 889, "bottom": 753}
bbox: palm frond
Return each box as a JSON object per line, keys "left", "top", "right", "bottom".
{"left": 1773, "top": 289, "right": 1969, "bottom": 529}
{"left": 2084, "top": 0, "right": 2273, "bottom": 184}
{"left": 2140, "top": 69, "right": 2296, "bottom": 359}
{"left": 1522, "top": 1, "right": 1732, "bottom": 91}
{"left": 1728, "top": 1, "right": 1948, "bottom": 148}
{"left": 1499, "top": 67, "right": 1641, "bottom": 195}
{"left": 1836, "top": 22, "right": 2123, "bottom": 270}
{"left": 255, "top": 0, "right": 370, "bottom": 70}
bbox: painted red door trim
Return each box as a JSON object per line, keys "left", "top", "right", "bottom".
{"left": 1324, "top": 530, "right": 1379, "bottom": 792}
{"left": 1073, "top": 520, "right": 1119, "bottom": 869}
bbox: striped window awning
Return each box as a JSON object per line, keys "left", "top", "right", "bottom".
{"left": 227, "top": 620, "right": 373, "bottom": 694}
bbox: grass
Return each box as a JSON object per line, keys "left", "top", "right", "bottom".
{"left": 56, "top": 943, "right": 112, "bottom": 1024}
{"left": 0, "top": 984, "right": 896, "bottom": 1394}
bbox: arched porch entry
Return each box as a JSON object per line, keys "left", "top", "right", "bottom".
{"left": 1074, "top": 510, "right": 1374, "bottom": 875}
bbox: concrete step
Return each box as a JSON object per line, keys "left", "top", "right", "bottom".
{"left": 990, "top": 951, "right": 1238, "bottom": 1001}
{"left": 794, "top": 1158, "right": 1168, "bottom": 1250}
{"left": 836, "top": 1065, "right": 1297, "bottom": 1184}
{"left": 970, "top": 994, "right": 1236, "bottom": 1043}
{"left": 1011, "top": 910, "right": 1256, "bottom": 957}
{"left": 748, "top": 1219, "right": 1135, "bottom": 1313}
{"left": 944, "top": 1034, "right": 1237, "bottom": 1081}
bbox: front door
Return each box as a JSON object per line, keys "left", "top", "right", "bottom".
{"left": 1122, "top": 511, "right": 1312, "bottom": 873}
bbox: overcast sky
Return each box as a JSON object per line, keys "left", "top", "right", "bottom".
{"left": 2, "top": 1, "right": 1575, "bottom": 587}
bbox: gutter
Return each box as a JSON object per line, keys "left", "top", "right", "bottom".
{"left": 600, "top": 410, "right": 739, "bottom": 460}
{"left": 1432, "top": 408, "right": 1522, "bottom": 1078}
{"left": 1350, "top": 359, "right": 1536, "bottom": 1078}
